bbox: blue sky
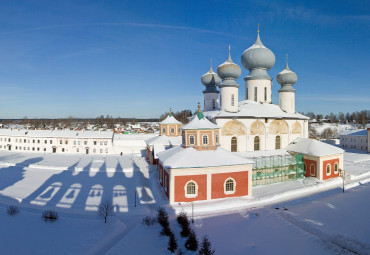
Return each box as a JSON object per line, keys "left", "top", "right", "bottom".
{"left": 0, "top": 0, "right": 369, "bottom": 118}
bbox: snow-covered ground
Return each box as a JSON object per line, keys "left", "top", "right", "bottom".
{"left": 0, "top": 148, "right": 368, "bottom": 254}
{"left": 310, "top": 123, "right": 361, "bottom": 138}
{"left": 109, "top": 182, "right": 370, "bottom": 255}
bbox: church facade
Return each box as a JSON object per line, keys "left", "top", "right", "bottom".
{"left": 201, "top": 30, "right": 309, "bottom": 153}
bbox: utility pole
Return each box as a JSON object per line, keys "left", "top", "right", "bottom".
{"left": 340, "top": 169, "right": 345, "bottom": 193}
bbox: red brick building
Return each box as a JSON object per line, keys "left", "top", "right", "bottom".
{"left": 157, "top": 105, "right": 253, "bottom": 203}
{"left": 145, "top": 110, "right": 182, "bottom": 164}
{"left": 286, "top": 138, "right": 344, "bottom": 181}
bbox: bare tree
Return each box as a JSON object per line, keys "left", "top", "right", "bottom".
{"left": 98, "top": 199, "right": 114, "bottom": 223}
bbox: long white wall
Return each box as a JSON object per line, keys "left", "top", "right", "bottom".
{"left": 340, "top": 134, "right": 368, "bottom": 151}
{"left": 0, "top": 134, "right": 113, "bottom": 154}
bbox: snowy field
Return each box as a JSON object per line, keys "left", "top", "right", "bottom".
{"left": 0, "top": 150, "right": 163, "bottom": 254}
{"left": 0, "top": 149, "right": 369, "bottom": 254}
{"left": 110, "top": 184, "right": 370, "bottom": 255}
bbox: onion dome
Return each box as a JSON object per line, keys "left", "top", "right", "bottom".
{"left": 277, "top": 55, "right": 297, "bottom": 92}
{"left": 217, "top": 45, "right": 242, "bottom": 80}
{"left": 201, "top": 61, "right": 221, "bottom": 94}
{"left": 241, "top": 26, "right": 275, "bottom": 80}
{"left": 201, "top": 64, "right": 221, "bottom": 87}
{"left": 217, "top": 45, "right": 241, "bottom": 87}
{"left": 277, "top": 56, "right": 298, "bottom": 86}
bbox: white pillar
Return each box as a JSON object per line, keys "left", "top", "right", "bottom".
{"left": 220, "top": 86, "right": 238, "bottom": 113}
{"left": 279, "top": 91, "right": 295, "bottom": 113}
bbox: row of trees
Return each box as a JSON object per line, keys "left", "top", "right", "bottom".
{"left": 144, "top": 208, "right": 215, "bottom": 254}
{"left": 303, "top": 110, "right": 369, "bottom": 126}
{"left": 159, "top": 110, "right": 194, "bottom": 124}
{"left": 0, "top": 115, "right": 159, "bottom": 130}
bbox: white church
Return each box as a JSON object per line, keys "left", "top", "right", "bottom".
{"left": 201, "top": 29, "right": 309, "bottom": 152}
{"left": 152, "top": 28, "right": 345, "bottom": 203}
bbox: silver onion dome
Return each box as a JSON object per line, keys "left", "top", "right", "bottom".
{"left": 241, "top": 30, "right": 275, "bottom": 72}
{"left": 201, "top": 64, "right": 221, "bottom": 87}
{"left": 217, "top": 45, "right": 242, "bottom": 80}
{"left": 277, "top": 55, "right": 298, "bottom": 86}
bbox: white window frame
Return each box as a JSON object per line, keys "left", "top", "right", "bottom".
{"left": 184, "top": 180, "right": 198, "bottom": 198}
{"left": 310, "top": 164, "right": 315, "bottom": 176}
{"left": 202, "top": 135, "right": 208, "bottom": 145}
{"left": 189, "top": 135, "right": 195, "bottom": 145}
{"left": 326, "top": 164, "right": 331, "bottom": 176}
{"left": 224, "top": 178, "right": 236, "bottom": 195}
{"left": 170, "top": 128, "right": 175, "bottom": 134}
{"left": 334, "top": 162, "right": 339, "bottom": 174}
{"left": 215, "top": 134, "right": 219, "bottom": 144}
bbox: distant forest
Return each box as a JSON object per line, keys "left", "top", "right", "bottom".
{"left": 301, "top": 110, "right": 370, "bottom": 126}
{"left": 1, "top": 109, "right": 369, "bottom": 130}
{"left": 0, "top": 115, "right": 159, "bottom": 129}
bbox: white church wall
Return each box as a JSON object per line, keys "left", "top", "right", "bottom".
{"left": 215, "top": 118, "right": 307, "bottom": 152}
{"left": 245, "top": 79, "right": 272, "bottom": 103}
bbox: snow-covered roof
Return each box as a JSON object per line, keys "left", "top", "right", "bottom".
{"left": 340, "top": 129, "right": 368, "bottom": 137}
{"left": 285, "top": 138, "right": 344, "bottom": 157}
{"left": 0, "top": 129, "right": 113, "bottom": 139}
{"left": 157, "top": 146, "right": 254, "bottom": 169}
{"left": 153, "top": 144, "right": 166, "bottom": 159}
{"left": 145, "top": 135, "right": 182, "bottom": 146}
{"left": 159, "top": 114, "right": 182, "bottom": 125}
{"left": 203, "top": 100, "right": 309, "bottom": 120}
{"left": 237, "top": 149, "right": 290, "bottom": 159}
{"left": 182, "top": 111, "right": 220, "bottom": 130}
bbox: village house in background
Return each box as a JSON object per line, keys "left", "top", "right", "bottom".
{"left": 339, "top": 128, "right": 370, "bottom": 152}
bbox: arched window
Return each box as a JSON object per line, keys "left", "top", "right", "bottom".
{"left": 189, "top": 135, "right": 195, "bottom": 145}
{"left": 334, "top": 163, "right": 339, "bottom": 174}
{"left": 202, "top": 135, "right": 208, "bottom": 145}
{"left": 275, "top": 135, "right": 281, "bottom": 149}
{"left": 326, "top": 164, "right": 331, "bottom": 176}
{"left": 185, "top": 181, "right": 197, "bottom": 197}
{"left": 225, "top": 178, "right": 235, "bottom": 194}
{"left": 231, "top": 94, "right": 235, "bottom": 106}
{"left": 310, "top": 164, "right": 315, "bottom": 176}
{"left": 231, "top": 137, "right": 237, "bottom": 152}
{"left": 162, "top": 128, "right": 166, "bottom": 133}
{"left": 170, "top": 128, "right": 174, "bottom": 134}
{"left": 254, "top": 87, "right": 257, "bottom": 101}
{"left": 264, "top": 87, "right": 267, "bottom": 101}
{"left": 254, "top": 136, "right": 260, "bottom": 151}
